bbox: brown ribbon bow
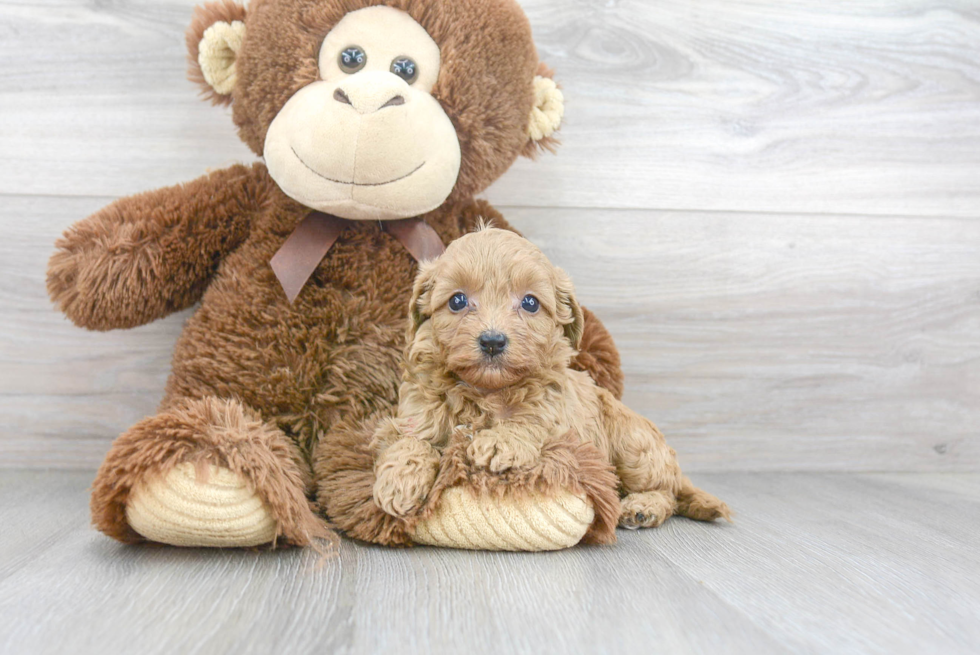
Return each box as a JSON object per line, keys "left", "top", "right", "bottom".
{"left": 270, "top": 211, "right": 446, "bottom": 303}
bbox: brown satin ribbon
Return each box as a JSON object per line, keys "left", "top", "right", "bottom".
{"left": 383, "top": 216, "right": 448, "bottom": 263}
{"left": 270, "top": 211, "right": 446, "bottom": 303}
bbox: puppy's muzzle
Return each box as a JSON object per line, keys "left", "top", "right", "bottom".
{"left": 478, "top": 331, "right": 508, "bottom": 358}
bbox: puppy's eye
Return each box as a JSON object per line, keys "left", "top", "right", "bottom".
{"left": 448, "top": 293, "right": 468, "bottom": 312}
{"left": 339, "top": 46, "right": 367, "bottom": 73}
{"left": 521, "top": 295, "right": 540, "bottom": 313}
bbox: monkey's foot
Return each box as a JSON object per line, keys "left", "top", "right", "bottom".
{"left": 126, "top": 463, "right": 278, "bottom": 548}
{"left": 411, "top": 487, "right": 594, "bottom": 551}
{"left": 92, "top": 396, "right": 331, "bottom": 548}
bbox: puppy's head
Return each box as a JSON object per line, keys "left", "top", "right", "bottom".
{"left": 408, "top": 227, "right": 584, "bottom": 390}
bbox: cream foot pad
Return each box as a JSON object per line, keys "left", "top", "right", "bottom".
{"left": 126, "top": 463, "right": 278, "bottom": 547}
{"left": 410, "top": 487, "right": 594, "bottom": 551}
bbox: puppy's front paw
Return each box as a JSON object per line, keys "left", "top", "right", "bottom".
{"left": 619, "top": 491, "right": 674, "bottom": 529}
{"left": 467, "top": 432, "right": 540, "bottom": 473}
{"left": 373, "top": 438, "right": 440, "bottom": 518}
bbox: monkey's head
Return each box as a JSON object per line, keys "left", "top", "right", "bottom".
{"left": 188, "top": 0, "right": 564, "bottom": 221}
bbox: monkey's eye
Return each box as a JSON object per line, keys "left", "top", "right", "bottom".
{"left": 390, "top": 57, "right": 418, "bottom": 84}
{"left": 448, "top": 293, "right": 468, "bottom": 313}
{"left": 339, "top": 46, "right": 367, "bottom": 73}
{"left": 521, "top": 295, "right": 540, "bottom": 313}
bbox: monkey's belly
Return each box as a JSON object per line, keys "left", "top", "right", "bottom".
{"left": 164, "top": 280, "right": 405, "bottom": 453}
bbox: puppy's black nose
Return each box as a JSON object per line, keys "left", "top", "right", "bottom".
{"left": 478, "top": 331, "right": 508, "bottom": 357}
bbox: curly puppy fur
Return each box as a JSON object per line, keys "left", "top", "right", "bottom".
{"left": 372, "top": 228, "right": 731, "bottom": 529}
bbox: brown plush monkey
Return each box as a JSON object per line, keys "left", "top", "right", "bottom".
{"left": 47, "top": 0, "right": 624, "bottom": 548}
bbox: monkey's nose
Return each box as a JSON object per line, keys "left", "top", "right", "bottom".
{"left": 380, "top": 95, "right": 405, "bottom": 108}
{"left": 334, "top": 86, "right": 405, "bottom": 114}
{"left": 478, "top": 331, "right": 508, "bottom": 357}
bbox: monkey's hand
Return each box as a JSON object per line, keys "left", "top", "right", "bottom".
{"left": 47, "top": 164, "right": 267, "bottom": 330}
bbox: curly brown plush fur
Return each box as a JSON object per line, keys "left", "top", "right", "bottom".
{"left": 371, "top": 228, "right": 731, "bottom": 530}
{"left": 48, "top": 0, "right": 624, "bottom": 547}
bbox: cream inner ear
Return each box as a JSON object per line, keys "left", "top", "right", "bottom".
{"left": 199, "top": 20, "right": 246, "bottom": 95}
{"left": 528, "top": 75, "right": 564, "bottom": 141}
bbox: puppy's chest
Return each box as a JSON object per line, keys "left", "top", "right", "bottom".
{"left": 455, "top": 396, "right": 568, "bottom": 432}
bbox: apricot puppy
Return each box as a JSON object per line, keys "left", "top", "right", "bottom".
{"left": 372, "top": 227, "right": 730, "bottom": 529}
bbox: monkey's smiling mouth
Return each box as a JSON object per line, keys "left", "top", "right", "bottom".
{"left": 291, "top": 146, "right": 425, "bottom": 187}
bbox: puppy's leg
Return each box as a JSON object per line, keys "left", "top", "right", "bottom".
{"left": 467, "top": 424, "right": 543, "bottom": 473}
{"left": 597, "top": 389, "right": 730, "bottom": 527}
{"left": 600, "top": 391, "right": 682, "bottom": 528}
{"left": 372, "top": 420, "right": 441, "bottom": 518}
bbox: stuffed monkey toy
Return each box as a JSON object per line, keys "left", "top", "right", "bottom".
{"left": 47, "top": 0, "right": 625, "bottom": 549}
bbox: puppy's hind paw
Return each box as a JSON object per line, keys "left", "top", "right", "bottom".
{"left": 619, "top": 491, "right": 674, "bottom": 529}
{"left": 619, "top": 512, "right": 648, "bottom": 531}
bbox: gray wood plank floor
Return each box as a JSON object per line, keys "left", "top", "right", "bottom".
{"left": 1, "top": 470, "right": 977, "bottom": 655}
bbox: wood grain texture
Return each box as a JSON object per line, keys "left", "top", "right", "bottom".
{"left": 0, "top": 0, "right": 978, "bottom": 216}
{"left": 4, "top": 196, "right": 977, "bottom": 470}
{"left": 516, "top": 207, "right": 980, "bottom": 472}
{"left": 1, "top": 470, "right": 978, "bottom": 654}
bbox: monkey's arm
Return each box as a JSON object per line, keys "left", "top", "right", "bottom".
{"left": 456, "top": 202, "right": 626, "bottom": 399}
{"left": 47, "top": 163, "right": 269, "bottom": 331}
{"left": 572, "top": 308, "right": 624, "bottom": 399}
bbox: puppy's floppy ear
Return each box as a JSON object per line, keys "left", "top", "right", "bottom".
{"left": 554, "top": 268, "right": 585, "bottom": 350}
{"left": 407, "top": 260, "right": 439, "bottom": 341}
{"left": 187, "top": 0, "right": 248, "bottom": 106}
{"left": 522, "top": 64, "right": 564, "bottom": 158}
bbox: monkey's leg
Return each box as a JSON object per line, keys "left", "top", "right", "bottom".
{"left": 91, "top": 396, "right": 330, "bottom": 548}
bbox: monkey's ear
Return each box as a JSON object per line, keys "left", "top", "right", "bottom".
{"left": 554, "top": 268, "right": 584, "bottom": 350}
{"left": 522, "top": 64, "right": 564, "bottom": 158}
{"left": 187, "top": 0, "right": 248, "bottom": 106}
{"left": 408, "top": 261, "right": 439, "bottom": 341}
